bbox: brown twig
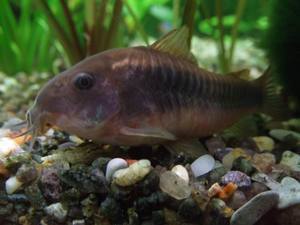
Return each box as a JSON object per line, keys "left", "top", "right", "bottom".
{"left": 104, "top": 0, "right": 123, "bottom": 50}
{"left": 90, "top": 0, "right": 108, "bottom": 54}
{"left": 182, "top": 0, "right": 197, "bottom": 49}
{"left": 172, "top": 0, "right": 180, "bottom": 28}
{"left": 228, "top": 0, "right": 247, "bottom": 69}
{"left": 59, "top": 0, "right": 83, "bottom": 59}
{"left": 37, "top": 0, "right": 80, "bottom": 64}
{"left": 215, "top": 0, "right": 228, "bottom": 73}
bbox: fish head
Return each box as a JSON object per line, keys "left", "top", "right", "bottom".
{"left": 27, "top": 52, "right": 120, "bottom": 138}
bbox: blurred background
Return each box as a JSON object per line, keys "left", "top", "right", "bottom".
{"left": 0, "top": 0, "right": 295, "bottom": 121}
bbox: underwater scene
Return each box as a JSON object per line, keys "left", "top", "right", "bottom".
{"left": 0, "top": 0, "right": 300, "bottom": 224}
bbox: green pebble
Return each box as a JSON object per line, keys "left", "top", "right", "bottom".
{"left": 232, "top": 157, "right": 254, "bottom": 175}
{"left": 177, "top": 198, "right": 202, "bottom": 221}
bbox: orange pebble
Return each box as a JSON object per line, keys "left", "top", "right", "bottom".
{"left": 208, "top": 183, "right": 222, "bottom": 197}
{"left": 126, "top": 159, "right": 138, "bottom": 165}
{"left": 0, "top": 163, "right": 9, "bottom": 176}
{"left": 13, "top": 134, "right": 32, "bottom": 145}
{"left": 217, "top": 182, "right": 238, "bottom": 199}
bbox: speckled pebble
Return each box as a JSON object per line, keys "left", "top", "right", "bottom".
{"left": 40, "top": 167, "right": 62, "bottom": 201}
{"left": 222, "top": 148, "right": 251, "bottom": 170}
{"left": 16, "top": 164, "right": 38, "bottom": 184}
{"left": 275, "top": 176, "right": 300, "bottom": 209}
{"left": 44, "top": 202, "right": 68, "bottom": 223}
{"left": 159, "top": 171, "right": 191, "bottom": 200}
{"left": 251, "top": 153, "right": 276, "bottom": 173}
{"left": 232, "top": 157, "right": 254, "bottom": 175}
{"left": 100, "top": 197, "right": 125, "bottom": 224}
{"left": 177, "top": 197, "right": 202, "bottom": 220}
{"left": 24, "top": 183, "right": 47, "bottom": 210}
{"left": 280, "top": 151, "right": 300, "bottom": 172}
{"left": 221, "top": 171, "right": 251, "bottom": 188}
{"left": 205, "top": 137, "right": 226, "bottom": 156}
{"left": 210, "top": 198, "right": 234, "bottom": 218}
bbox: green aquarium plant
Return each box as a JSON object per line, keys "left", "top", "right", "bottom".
{"left": 37, "top": 0, "right": 126, "bottom": 65}
{"left": 197, "top": 0, "right": 268, "bottom": 73}
{"left": 38, "top": 0, "right": 198, "bottom": 65}
{"left": 0, "top": 0, "right": 59, "bottom": 75}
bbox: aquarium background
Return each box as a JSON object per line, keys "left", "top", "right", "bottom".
{"left": 1, "top": 1, "right": 300, "bottom": 225}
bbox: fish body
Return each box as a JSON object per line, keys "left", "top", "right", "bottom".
{"left": 27, "top": 28, "right": 278, "bottom": 146}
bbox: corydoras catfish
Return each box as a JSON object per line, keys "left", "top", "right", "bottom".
{"left": 26, "top": 27, "right": 282, "bottom": 148}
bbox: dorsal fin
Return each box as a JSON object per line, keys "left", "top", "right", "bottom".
{"left": 226, "top": 69, "right": 251, "bottom": 81}
{"left": 150, "top": 26, "right": 198, "bottom": 65}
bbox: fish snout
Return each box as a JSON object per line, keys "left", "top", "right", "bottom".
{"left": 26, "top": 106, "right": 49, "bottom": 134}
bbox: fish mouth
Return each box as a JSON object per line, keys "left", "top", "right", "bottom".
{"left": 22, "top": 107, "right": 58, "bottom": 149}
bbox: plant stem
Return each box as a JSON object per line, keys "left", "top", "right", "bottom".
{"left": 37, "top": 0, "right": 80, "bottom": 64}
{"left": 199, "top": 0, "right": 215, "bottom": 35}
{"left": 182, "top": 0, "right": 197, "bottom": 49}
{"left": 172, "top": 0, "right": 180, "bottom": 28}
{"left": 228, "top": 0, "right": 247, "bottom": 69}
{"left": 59, "top": 0, "right": 83, "bottom": 59}
{"left": 93, "top": 0, "right": 108, "bottom": 53}
{"left": 215, "top": 0, "right": 228, "bottom": 73}
{"left": 124, "top": 0, "right": 149, "bottom": 45}
{"left": 104, "top": 0, "right": 123, "bottom": 50}
{"left": 84, "top": 0, "right": 96, "bottom": 55}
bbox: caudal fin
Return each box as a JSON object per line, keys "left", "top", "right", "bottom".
{"left": 255, "top": 66, "right": 287, "bottom": 120}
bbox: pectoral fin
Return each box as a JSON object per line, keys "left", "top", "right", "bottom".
{"left": 120, "top": 126, "right": 176, "bottom": 141}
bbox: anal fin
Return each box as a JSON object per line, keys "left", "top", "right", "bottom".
{"left": 221, "top": 115, "right": 258, "bottom": 139}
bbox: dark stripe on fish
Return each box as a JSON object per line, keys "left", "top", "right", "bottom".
{"left": 120, "top": 47, "right": 263, "bottom": 117}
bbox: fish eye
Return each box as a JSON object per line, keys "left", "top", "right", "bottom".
{"left": 74, "top": 72, "right": 94, "bottom": 90}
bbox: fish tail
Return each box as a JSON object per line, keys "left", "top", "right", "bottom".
{"left": 255, "top": 66, "right": 287, "bottom": 119}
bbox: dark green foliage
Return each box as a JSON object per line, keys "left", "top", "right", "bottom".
{"left": 0, "top": 0, "right": 291, "bottom": 78}
{"left": 263, "top": 0, "right": 300, "bottom": 100}
{"left": 0, "top": 0, "right": 59, "bottom": 75}
{"left": 38, "top": 0, "right": 124, "bottom": 64}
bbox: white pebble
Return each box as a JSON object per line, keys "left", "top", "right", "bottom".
{"left": 72, "top": 219, "right": 85, "bottom": 225}
{"left": 159, "top": 171, "right": 191, "bottom": 200}
{"left": 171, "top": 165, "right": 189, "bottom": 183}
{"left": 113, "top": 159, "right": 151, "bottom": 186}
{"left": 44, "top": 202, "right": 68, "bottom": 222}
{"left": 191, "top": 154, "right": 215, "bottom": 177}
{"left": 69, "top": 135, "right": 84, "bottom": 144}
{"left": 5, "top": 176, "right": 23, "bottom": 194}
{"left": 0, "top": 137, "right": 20, "bottom": 159}
{"left": 105, "top": 158, "right": 128, "bottom": 182}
